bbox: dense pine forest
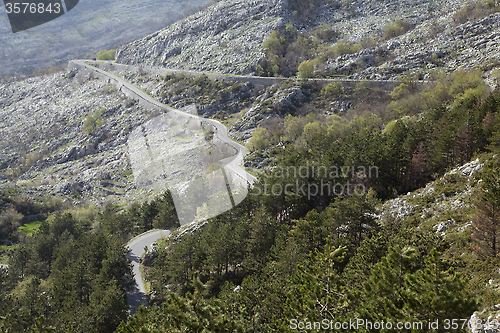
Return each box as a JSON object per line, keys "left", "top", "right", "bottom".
{"left": 113, "top": 70, "right": 500, "bottom": 332}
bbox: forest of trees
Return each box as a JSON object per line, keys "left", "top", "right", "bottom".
{"left": 114, "top": 70, "right": 500, "bottom": 331}
{"left": 0, "top": 192, "right": 179, "bottom": 332}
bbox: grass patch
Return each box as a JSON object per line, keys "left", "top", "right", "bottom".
{"left": 174, "top": 133, "right": 194, "bottom": 142}
{"left": 220, "top": 117, "right": 238, "bottom": 128}
{"left": 18, "top": 221, "right": 43, "bottom": 236}
{"left": 0, "top": 243, "right": 16, "bottom": 265}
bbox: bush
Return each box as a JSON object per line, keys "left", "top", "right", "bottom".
{"left": 249, "top": 127, "right": 271, "bottom": 151}
{"left": 262, "top": 31, "right": 283, "bottom": 54}
{"left": 313, "top": 24, "right": 340, "bottom": 43}
{"left": 332, "top": 41, "right": 362, "bottom": 57}
{"left": 0, "top": 206, "right": 22, "bottom": 239}
{"left": 84, "top": 107, "right": 105, "bottom": 134}
{"left": 321, "top": 82, "right": 343, "bottom": 97}
{"left": 298, "top": 60, "right": 315, "bottom": 79}
{"left": 382, "top": 20, "right": 412, "bottom": 40}
{"left": 95, "top": 49, "right": 116, "bottom": 61}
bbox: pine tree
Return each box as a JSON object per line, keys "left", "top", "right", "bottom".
{"left": 357, "top": 246, "right": 478, "bottom": 332}
{"left": 471, "top": 163, "right": 500, "bottom": 257}
{"left": 356, "top": 246, "right": 418, "bottom": 331}
{"left": 404, "top": 249, "right": 478, "bottom": 330}
{"left": 409, "top": 142, "right": 430, "bottom": 190}
{"left": 284, "top": 242, "right": 348, "bottom": 326}
{"left": 161, "top": 276, "right": 243, "bottom": 333}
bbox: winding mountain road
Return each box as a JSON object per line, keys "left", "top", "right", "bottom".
{"left": 70, "top": 58, "right": 426, "bottom": 316}
{"left": 72, "top": 58, "right": 418, "bottom": 316}
{"left": 71, "top": 59, "right": 257, "bottom": 186}
{"left": 125, "top": 229, "right": 170, "bottom": 315}
{"left": 70, "top": 59, "right": 259, "bottom": 315}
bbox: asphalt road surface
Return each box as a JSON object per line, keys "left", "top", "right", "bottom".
{"left": 125, "top": 229, "right": 170, "bottom": 315}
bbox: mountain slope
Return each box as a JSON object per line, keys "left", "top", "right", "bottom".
{"left": 114, "top": 0, "right": 500, "bottom": 85}
{"left": 116, "top": 0, "right": 289, "bottom": 74}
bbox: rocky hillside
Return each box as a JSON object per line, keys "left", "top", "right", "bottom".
{"left": 342, "top": 12, "right": 500, "bottom": 82}
{"left": 0, "top": 69, "right": 150, "bottom": 205}
{"left": 2, "top": 0, "right": 500, "bottom": 206}
{"left": 115, "top": 0, "right": 500, "bottom": 85}
{"left": 116, "top": 0, "right": 289, "bottom": 74}
{"left": 0, "top": 65, "right": 247, "bottom": 208}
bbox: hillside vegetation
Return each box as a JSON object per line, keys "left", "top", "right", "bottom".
{"left": 3, "top": 63, "right": 498, "bottom": 332}
{"left": 114, "top": 74, "right": 500, "bottom": 331}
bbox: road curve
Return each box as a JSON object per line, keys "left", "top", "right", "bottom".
{"left": 125, "top": 229, "right": 170, "bottom": 315}
{"left": 71, "top": 59, "right": 257, "bottom": 185}
{"left": 71, "top": 60, "right": 258, "bottom": 315}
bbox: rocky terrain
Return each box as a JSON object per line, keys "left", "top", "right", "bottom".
{"left": 0, "top": 68, "right": 150, "bottom": 205}
{"left": 378, "top": 157, "right": 484, "bottom": 230}
{"left": 0, "top": 67, "right": 232, "bottom": 208}
{"left": 110, "top": 68, "right": 255, "bottom": 119}
{"left": 116, "top": 0, "right": 289, "bottom": 74}
{"left": 0, "top": 59, "right": 255, "bottom": 209}
{"left": 115, "top": 0, "right": 500, "bottom": 85}
{"left": 3, "top": 0, "right": 500, "bottom": 206}
{"left": 230, "top": 83, "right": 308, "bottom": 142}
{"left": 109, "top": 0, "right": 500, "bottom": 150}
{"left": 2, "top": 0, "right": 500, "bottom": 328}
{"left": 338, "top": 12, "right": 500, "bottom": 83}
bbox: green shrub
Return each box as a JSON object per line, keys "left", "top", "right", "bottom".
{"left": 95, "top": 49, "right": 116, "bottom": 61}
{"left": 382, "top": 20, "right": 412, "bottom": 40}
{"left": 262, "top": 31, "right": 283, "bottom": 54}
{"left": 387, "top": 69, "right": 487, "bottom": 117}
{"left": 313, "top": 24, "right": 340, "bottom": 42}
{"left": 249, "top": 127, "right": 271, "bottom": 151}
{"left": 321, "top": 82, "right": 343, "bottom": 97}
{"left": 84, "top": 107, "right": 105, "bottom": 134}
{"left": 332, "top": 41, "right": 362, "bottom": 57}
{"left": 298, "top": 60, "right": 314, "bottom": 79}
